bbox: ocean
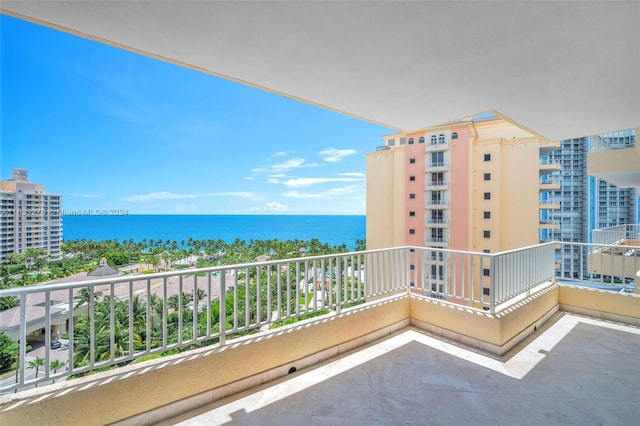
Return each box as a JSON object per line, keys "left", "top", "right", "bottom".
{"left": 62, "top": 215, "right": 366, "bottom": 250}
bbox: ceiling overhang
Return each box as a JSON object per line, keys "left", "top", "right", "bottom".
{"left": 1, "top": 1, "right": 639, "bottom": 141}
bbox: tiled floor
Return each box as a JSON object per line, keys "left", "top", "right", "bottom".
{"left": 157, "top": 313, "right": 640, "bottom": 425}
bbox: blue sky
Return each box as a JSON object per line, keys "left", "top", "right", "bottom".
{"left": 0, "top": 15, "right": 394, "bottom": 215}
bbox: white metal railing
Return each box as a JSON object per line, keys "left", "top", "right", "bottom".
{"left": 408, "top": 243, "right": 555, "bottom": 314}
{"left": 592, "top": 224, "right": 640, "bottom": 245}
{"left": 0, "top": 241, "right": 615, "bottom": 394}
{"left": 554, "top": 241, "right": 640, "bottom": 291}
{"left": 0, "top": 248, "right": 409, "bottom": 393}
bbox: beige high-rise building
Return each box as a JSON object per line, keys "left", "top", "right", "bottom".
{"left": 366, "top": 117, "right": 561, "bottom": 252}
{"left": 0, "top": 168, "right": 63, "bottom": 263}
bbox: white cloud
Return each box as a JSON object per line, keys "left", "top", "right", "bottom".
{"left": 282, "top": 177, "right": 364, "bottom": 188}
{"left": 251, "top": 158, "right": 317, "bottom": 174}
{"left": 337, "top": 172, "right": 365, "bottom": 177}
{"left": 319, "top": 148, "right": 357, "bottom": 162}
{"left": 264, "top": 202, "right": 291, "bottom": 211}
{"left": 67, "top": 192, "right": 103, "bottom": 198}
{"left": 244, "top": 176, "right": 256, "bottom": 181}
{"left": 282, "top": 184, "right": 362, "bottom": 199}
{"left": 326, "top": 186, "right": 358, "bottom": 195}
{"left": 282, "top": 190, "right": 325, "bottom": 199}
{"left": 123, "top": 191, "right": 259, "bottom": 202}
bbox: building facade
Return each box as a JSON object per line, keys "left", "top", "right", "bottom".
{"left": 543, "top": 129, "right": 638, "bottom": 277}
{"left": 366, "top": 117, "right": 560, "bottom": 252}
{"left": 366, "top": 117, "right": 560, "bottom": 298}
{"left": 0, "top": 168, "right": 63, "bottom": 263}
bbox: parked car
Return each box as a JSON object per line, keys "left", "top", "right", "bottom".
{"left": 50, "top": 339, "right": 62, "bottom": 349}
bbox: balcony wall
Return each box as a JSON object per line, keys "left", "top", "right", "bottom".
{"left": 0, "top": 295, "right": 411, "bottom": 426}
{"left": 2, "top": 283, "right": 637, "bottom": 426}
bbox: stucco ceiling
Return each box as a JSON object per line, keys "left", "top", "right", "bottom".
{"left": 2, "top": 1, "right": 639, "bottom": 141}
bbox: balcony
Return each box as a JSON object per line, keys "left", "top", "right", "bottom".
{"left": 424, "top": 180, "right": 448, "bottom": 190}
{"left": 425, "top": 162, "right": 448, "bottom": 172}
{"left": 424, "top": 141, "right": 449, "bottom": 152}
{"left": 425, "top": 199, "right": 448, "bottom": 209}
{"left": 539, "top": 160, "right": 561, "bottom": 173}
{"left": 0, "top": 244, "right": 638, "bottom": 425}
{"left": 539, "top": 180, "right": 561, "bottom": 191}
{"left": 540, "top": 200, "right": 561, "bottom": 210}
{"left": 539, "top": 219, "right": 561, "bottom": 229}
{"left": 426, "top": 217, "right": 448, "bottom": 227}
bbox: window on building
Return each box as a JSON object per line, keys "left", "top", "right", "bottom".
{"left": 483, "top": 287, "right": 491, "bottom": 295}
{"left": 409, "top": 176, "right": 416, "bottom": 181}
{"left": 452, "top": 132, "right": 458, "bottom": 139}
{"left": 409, "top": 211, "right": 416, "bottom": 217}
{"left": 409, "top": 193, "right": 416, "bottom": 199}
{"left": 483, "top": 230, "right": 491, "bottom": 238}
{"left": 409, "top": 158, "right": 416, "bottom": 164}
{"left": 483, "top": 249, "right": 491, "bottom": 253}
{"left": 408, "top": 138, "right": 414, "bottom": 145}
{"left": 484, "top": 192, "right": 491, "bottom": 200}
{"left": 484, "top": 173, "right": 491, "bottom": 181}
{"left": 484, "top": 211, "right": 491, "bottom": 219}
{"left": 438, "top": 134, "right": 445, "bottom": 144}
{"left": 410, "top": 264, "right": 415, "bottom": 270}
{"left": 409, "top": 229, "right": 415, "bottom": 235}
{"left": 431, "top": 172, "right": 444, "bottom": 186}
{"left": 484, "top": 153, "right": 491, "bottom": 161}
{"left": 431, "top": 152, "right": 443, "bottom": 167}
{"left": 483, "top": 268, "right": 491, "bottom": 276}
{"left": 388, "top": 138, "right": 395, "bottom": 146}
{"left": 431, "top": 135, "right": 437, "bottom": 145}
{"left": 400, "top": 137, "right": 406, "bottom": 145}
{"left": 431, "top": 191, "right": 443, "bottom": 204}
{"left": 419, "top": 137, "right": 425, "bottom": 144}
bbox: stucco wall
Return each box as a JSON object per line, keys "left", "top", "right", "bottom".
{"left": 0, "top": 297, "right": 410, "bottom": 426}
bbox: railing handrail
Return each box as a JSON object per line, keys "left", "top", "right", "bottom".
{"left": 0, "top": 248, "right": 403, "bottom": 297}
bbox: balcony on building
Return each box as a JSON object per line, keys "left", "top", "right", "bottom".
{"left": 539, "top": 219, "right": 561, "bottom": 230}
{"left": 425, "top": 161, "right": 448, "bottom": 172}
{"left": 424, "top": 179, "right": 448, "bottom": 190}
{"left": 425, "top": 217, "right": 448, "bottom": 227}
{"left": 539, "top": 158, "right": 562, "bottom": 172}
{"left": 539, "top": 177, "right": 561, "bottom": 191}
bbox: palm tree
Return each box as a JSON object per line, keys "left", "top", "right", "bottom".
{"left": 74, "top": 287, "right": 103, "bottom": 310}
{"left": 27, "top": 357, "right": 45, "bottom": 386}
{"left": 49, "top": 360, "right": 66, "bottom": 383}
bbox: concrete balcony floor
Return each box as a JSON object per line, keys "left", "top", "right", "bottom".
{"left": 157, "top": 313, "right": 640, "bottom": 426}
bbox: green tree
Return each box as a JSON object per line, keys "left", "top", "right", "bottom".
{"left": 49, "top": 359, "right": 66, "bottom": 383}
{"left": 27, "top": 356, "right": 46, "bottom": 386}
{"left": 0, "top": 331, "right": 19, "bottom": 373}
{"left": 104, "top": 251, "right": 129, "bottom": 267}
{"left": 0, "top": 296, "right": 19, "bottom": 311}
{"left": 74, "top": 287, "right": 103, "bottom": 310}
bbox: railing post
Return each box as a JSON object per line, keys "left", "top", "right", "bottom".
{"left": 489, "top": 255, "right": 496, "bottom": 314}
{"left": 336, "top": 256, "right": 342, "bottom": 315}
{"left": 219, "top": 272, "right": 226, "bottom": 346}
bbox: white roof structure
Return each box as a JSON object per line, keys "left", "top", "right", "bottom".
{"left": 1, "top": 1, "right": 638, "bottom": 141}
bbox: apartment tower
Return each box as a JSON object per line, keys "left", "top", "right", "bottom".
{"left": 366, "top": 117, "right": 560, "bottom": 299}
{"left": 366, "top": 117, "right": 560, "bottom": 252}
{"left": 543, "top": 129, "right": 638, "bottom": 277}
{"left": 0, "top": 168, "right": 63, "bottom": 263}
